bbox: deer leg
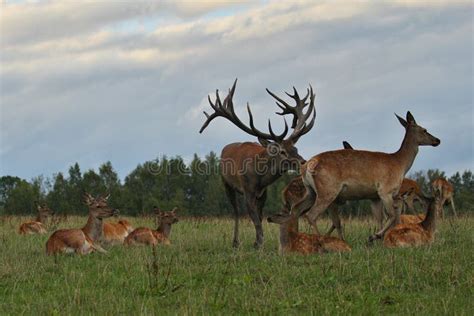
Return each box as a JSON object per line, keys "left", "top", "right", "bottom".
{"left": 405, "top": 196, "right": 416, "bottom": 214}
{"left": 245, "top": 194, "right": 263, "bottom": 249}
{"left": 450, "top": 197, "right": 457, "bottom": 217}
{"left": 326, "top": 204, "right": 344, "bottom": 240}
{"left": 224, "top": 183, "right": 240, "bottom": 248}
{"left": 303, "top": 189, "right": 339, "bottom": 236}
{"left": 370, "top": 200, "right": 384, "bottom": 232}
{"left": 370, "top": 194, "right": 399, "bottom": 242}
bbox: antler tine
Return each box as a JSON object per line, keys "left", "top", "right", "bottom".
{"left": 200, "top": 79, "right": 288, "bottom": 142}
{"left": 288, "top": 85, "right": 316, "bottom": 140}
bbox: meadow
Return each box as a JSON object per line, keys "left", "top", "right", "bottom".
{"left": 1, "top": 215, "right": 473, "bottom": 315}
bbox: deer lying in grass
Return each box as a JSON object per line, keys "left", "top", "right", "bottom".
{"left": 125, "top": 208, "right": 179, "bottom": 246}
{"left": 267, "top": 212, "right": 351, "bottom": 255}
{"left": 19, "top": 204, "right": 54, "bottom": 235}
{"left": 384, "top": 191, "right": 441, "bottom": 248}
{"left": 291, "top": 112, "right": 440, "bottom": 243}
{"left": 46, "top": 194, "right": 118, "bottom": 255}
{"left": 432, "top": 178, "right": 457, "bottom": 218}
{"left": 103, "top": 220, "right": 134, "bottom": 244}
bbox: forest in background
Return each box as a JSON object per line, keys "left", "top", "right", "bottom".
{"left": 1, "top": 152, "right": 473, "bottom": 217}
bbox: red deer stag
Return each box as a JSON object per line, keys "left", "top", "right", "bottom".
{"left": 267, "top": 212, "right": 350, "bottom": 255}
{"left": 103, "top": 219, "right": 134, "bottom": 244}
{"left": 291, "top": 112, "right": 440, "bottom": 243}
{"left": 200, "top": 79, "right": 316, "bottom": 248}
{"left": 19, "top": 204, "right": 54, "bottom": 235}
{"left": 431, "top": 178, "right": 457, "bottom": 218}
{"left": 46, "top": 194, "right": 118, "bottom": 255}
{"left": 125, "top": 207, "right": 179, "bottom": 246}
{"left": 384, "top": 191, "right": 441, "bottom": 248}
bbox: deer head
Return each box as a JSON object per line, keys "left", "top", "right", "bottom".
{"left": 84, "top": 193, "right": 118, "bottom": 219}
{"left": 395, "top": 111, "right": 440, "bottom": 147}
{"left": 200, "top": 79, "right": 316, "bottom": 168}
{"left": 157, "top": 207, "right": 179, "bottom": 225}
{"left": 37, "top": 204, "right": 55, "bottom": 218}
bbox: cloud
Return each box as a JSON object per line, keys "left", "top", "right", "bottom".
{"left": 0, "top": 0, "right": 472, "bottom": 179}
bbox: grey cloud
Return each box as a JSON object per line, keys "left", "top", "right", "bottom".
{"left": 0, "top": 1, "right": 472, "bottom": 180}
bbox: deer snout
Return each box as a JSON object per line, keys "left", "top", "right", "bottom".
{"left": 432, "top": 138, "right": 440, "bottom": 147}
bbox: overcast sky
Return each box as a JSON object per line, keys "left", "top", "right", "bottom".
{"left": 1, "top": 0, "right": 472, "bottom": 181}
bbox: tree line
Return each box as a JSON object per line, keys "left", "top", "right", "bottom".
{"left": 1, "top": 152, "right": 473, "bottom": 217}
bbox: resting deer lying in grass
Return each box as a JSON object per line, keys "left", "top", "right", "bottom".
{"left": 432, "top": 178, "right": 457, "bottom": 218}
{"left": 384, "top": 191, "right": 441, "bottom": 248}
{"left": 267, "top": 213, "right": 351, "bottom": 255}
{"left": 125, "top": 208, "right": 179, "bottom": 246}
{"left": 291, "top": 112, "right": 440, "bottom": 243}
{"left": 19, "top": 204, "right": 54, "bottom": 235}
{"left": 46, "top": 194, "right": 118, "bottom": 255}
{"left": 103, "top": 220, "right": 134, "bottom": 244}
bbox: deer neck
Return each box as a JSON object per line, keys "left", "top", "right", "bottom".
{"left": 259, "top": 153, "right": 285, "bottom": 187}
{"left": 82, "top": 215, "right": 103, "bottom": 241}
{"left": 279, "top": 216, "right": 299, "bottom": 251}
{"left": 421, "top": 200, "right": 437, "bottom": 233}
{"left": 394, "top": 129, "right": 419, "bottom": 175}
{"left": 157, "top": 222, "right": 172, "bottom": 239}
{"left": 35, "top": 213, "right": 45, "bottom": 223}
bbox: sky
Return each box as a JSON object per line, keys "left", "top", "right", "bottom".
{"left": 1, "top": 0, "right": 473, "bottom": 181}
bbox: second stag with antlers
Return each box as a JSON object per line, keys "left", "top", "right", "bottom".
{"left": 291, "top": 112, "right": 440, "bottom": 243}
{"left": 200, "top": 79, "right": 316, "bottom": 248}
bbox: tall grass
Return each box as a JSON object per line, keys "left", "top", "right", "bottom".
{"left": 1, "top": 215, "right": 473, "bottom": 314}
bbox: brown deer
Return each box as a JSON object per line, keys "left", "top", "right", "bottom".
{"left": 384, "top": 191, "right": 441, "bottom": 248}
{"left": 200, "top": 79, "right": 316, "bottom": 248}
{"left": 103, "top": 219, "right": 134, "bottom": 244}
{"left": 125, "top": 207, "right": 179, "bottom": 246}
{"left": 281, "top": 141, "right": 354, "bottom": 239}
{"left": 267, "top": 213, "right": 350, "bottom": 255}
{"left": 432, "top": 178, "right": 457, "bottom": 218}
{"left": 19, "top": 204, "right": 54, "bottom": 235}
{"left": 291, "top": 112, "right": 440, "bottom": 243}
{"left": 46, "top": 193, "right": 118, "bottom": 255}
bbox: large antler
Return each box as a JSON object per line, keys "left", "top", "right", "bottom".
{"left": 199, "top": 79, "right": 289, "bottom": 143}
{"left": 266, "top": 85, "right": 316, "bottom": 142}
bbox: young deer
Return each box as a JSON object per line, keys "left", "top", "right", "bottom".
{"left": 292, "top": 112, "right": 440, "bottom": 243}
{"left": 46, "top": 194, "right": 118, "bottom": 255}
{"left": 432, "top": 178, "right": 457, "bottom": 218}
{"left": 103, "top": 220, "right": 134, "bottom": 244}
{"left": 384, "top": 191, "right": 441, "bottom": 248}
{"left": 19, "top": 204, "right": 54, "bottom": 235}
{"left": 267, "top": 213, "right": 351, "bottom": 255}
{"left": 125, "top": 208, "right": 179, "bottom": 246}
{"left": 200, "top": 79, "right": 315, "bottom": 249}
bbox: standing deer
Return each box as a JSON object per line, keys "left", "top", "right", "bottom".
{"left": 200, "top": 79, "right": 316, "bottom": 248}
{"left": 291, "top": 112, "right": 440, "bottom": 243}
{"left": 125, "top": 207, "right": 179, "bottom": 246}
{"left": 103, "top": 219, "right": 134, "bottom": 244}
{"left": 46, "top": 194, "right": 118, "bottom": 255}
{"left": 267, "top": 212, "right": 350, "bottom": 255}
{"left": 281, "top": 141, "right": 354, "bottom": 239}
{"left": 384, "top": 191, "right": 441, "bottom": 248}
{"left": 19, "top": 204, "right": 54, "bottom": 235}
{"left": 431, "top": 178, "right": 457, "bottom": 218}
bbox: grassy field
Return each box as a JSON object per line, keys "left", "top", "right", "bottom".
{"left": 0, "top": 215, "right": 473, "bottom": 315}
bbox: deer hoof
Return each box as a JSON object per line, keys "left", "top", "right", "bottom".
{"left": 253, "top": 241, "right": 263, "bottom": 250}
{"left": 232, "top": 240, "right": 241, "bottom": 249}
{"left": 368, "top": 234, "right": 380, "bottom": 244}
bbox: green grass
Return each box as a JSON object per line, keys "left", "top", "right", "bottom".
{"left": 1, "top": 215, "right": 473, "bottom": 315}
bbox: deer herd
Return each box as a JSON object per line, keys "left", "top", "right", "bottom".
{"left": 18, "top": 79, "right": 457, "bottom": 256}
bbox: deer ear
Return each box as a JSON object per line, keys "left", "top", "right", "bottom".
{"left": 37, "top": 205, "right": 42, "bottom": 211}
{"left": 83, "top": 193, "right": 93, "bottom": 205}
{"left": 406, "top": 111, "right": 417, "bottom": 125}
{"left": 395, "top": 113, "right": 407, "bottom": 128}
{"left": 342, "top": 141, "right": 353, "bottom": 150}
